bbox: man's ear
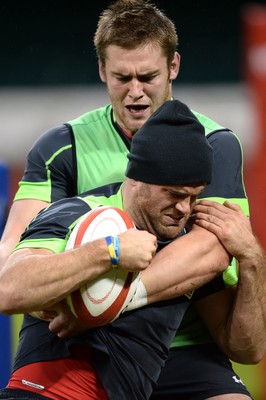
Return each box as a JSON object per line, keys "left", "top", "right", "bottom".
{"left": 169, "top": 51, "right": 181, "bottom": 81}
{"left": 98, "top": 60, "right": 107, "bottom": 83}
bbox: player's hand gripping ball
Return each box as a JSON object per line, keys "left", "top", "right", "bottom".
{"left": 66, "top": 206, "right": 140, "bottom": 327}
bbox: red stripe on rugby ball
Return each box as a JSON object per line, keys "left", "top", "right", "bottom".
{"left": 71, "top": 272, "right": 134, "bottom": 327}
{"left": 74, "top": 206, "right": 134, "bottom": 247}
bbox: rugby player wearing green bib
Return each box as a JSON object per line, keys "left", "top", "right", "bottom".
{"left": 1, "top": 1, "right": 265, "bottom": 399}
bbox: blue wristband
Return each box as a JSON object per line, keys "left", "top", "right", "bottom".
{"left": 113, "top": 235, "right": 120, "bottom": 261}
{"left": 105, "top": 236, "right": 119, "bottom": 268}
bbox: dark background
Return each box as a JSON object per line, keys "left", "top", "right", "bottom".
{"left": 0, "top": 0, "right": 265, "bottom": 86}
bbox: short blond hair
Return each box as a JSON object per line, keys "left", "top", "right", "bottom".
{"left": 94, "top": 0, "right": 178, "bottom": 68}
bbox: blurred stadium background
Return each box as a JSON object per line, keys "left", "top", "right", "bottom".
{"left": 0, "top": 1, "right": 266, "bottom": 398}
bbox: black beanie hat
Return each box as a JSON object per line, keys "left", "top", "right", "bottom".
{"left": 126, "top": 99, "right": 213, "bottom": 185}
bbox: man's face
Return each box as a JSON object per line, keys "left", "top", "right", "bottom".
{"left": 99, "top": 44, "right": 180, "bottom": 136}
{"left": 129, "top": 182, "right": 206, "bottom": 241}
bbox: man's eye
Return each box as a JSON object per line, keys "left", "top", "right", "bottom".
{"left": 139, "top": 75, "right": 156, "bottom": 83}
{"left": 168, "top": 191, "right": 180, "bottom": 198}
{"left": 115, "top": 76, "right": 130, "bottom": 82}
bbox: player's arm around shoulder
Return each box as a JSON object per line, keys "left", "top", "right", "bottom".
{"left": 142, "top": 223, "right": 230, "bottom": 304}
{"left": 194, "top": 199, "right": 266, "bottom": 363}
{"left": 0, "top": 228, "right": 156, "bottom": 315}
{"left": 0, "top": 239, "right": 112, "bottom": 315}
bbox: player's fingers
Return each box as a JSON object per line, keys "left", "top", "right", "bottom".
{"left": 195, "top": 199, "right": 244, "bottom": 216}
{"left": 194, "top": 204, "right": 227, "bottom": 219}
{"left": 194, "top": 212, "right": 224, "bottom": 229}
{"left": 223, "top": 200, "right": 243, "bottom": 213}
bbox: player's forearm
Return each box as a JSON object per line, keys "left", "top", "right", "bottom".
{"left": 142, "top": 225, "right": 230, "bottom": 304}
{"left": 0, "top": 229, "right": 156, "bottom": 314}
{"left": 0, "top": 239, "right": 112, "bottom": 314}
{"left": 223, "top": 244, "right": 266, "bottom": 363}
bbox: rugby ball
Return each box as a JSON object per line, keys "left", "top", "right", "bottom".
{"left": 66, "top": 206, "right": 140, "bottom": 327}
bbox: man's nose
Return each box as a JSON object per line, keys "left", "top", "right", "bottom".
{"left": 128, "top": 79, "right": 144, "bottom": 99}
{"left": 175, "top": 197, "right": 191, "bottom": 215}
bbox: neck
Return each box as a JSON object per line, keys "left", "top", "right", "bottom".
{"left": 112, "top": 110, "right": 133, "bottom": 139}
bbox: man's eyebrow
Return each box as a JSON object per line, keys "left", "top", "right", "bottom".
{"left": 112, "top": 70, "right": 160, "bottom": 78}
{"left": 167, "top": 189, "right": 185, "bottom": 196}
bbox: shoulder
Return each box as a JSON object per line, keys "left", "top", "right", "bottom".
{"left": 208, "top": 129, "right": 243, "bottom": 162}
{"left": 23, "top": 196, "right": 90, "bottom": 239}
{"left": 191, "top": 109, "right": 243, "bottom": 154}
{"left": 191, "top": 109, "right": 226, "bottom": 134}
{"left": 16, "top": 196, "right": 91, "bottom": 253}
{"left": 38, "top": 196, "right": 89, "bottom": 221}
{"left": 29, "top": 123, "right": 73, "bottom": 157}
{"left": 68, "top": 104, "right": 112, "bottom": 127}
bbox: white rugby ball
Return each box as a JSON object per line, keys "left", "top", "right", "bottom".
{"left": 66, "top": 206, "right": 140, "bottom": 327}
